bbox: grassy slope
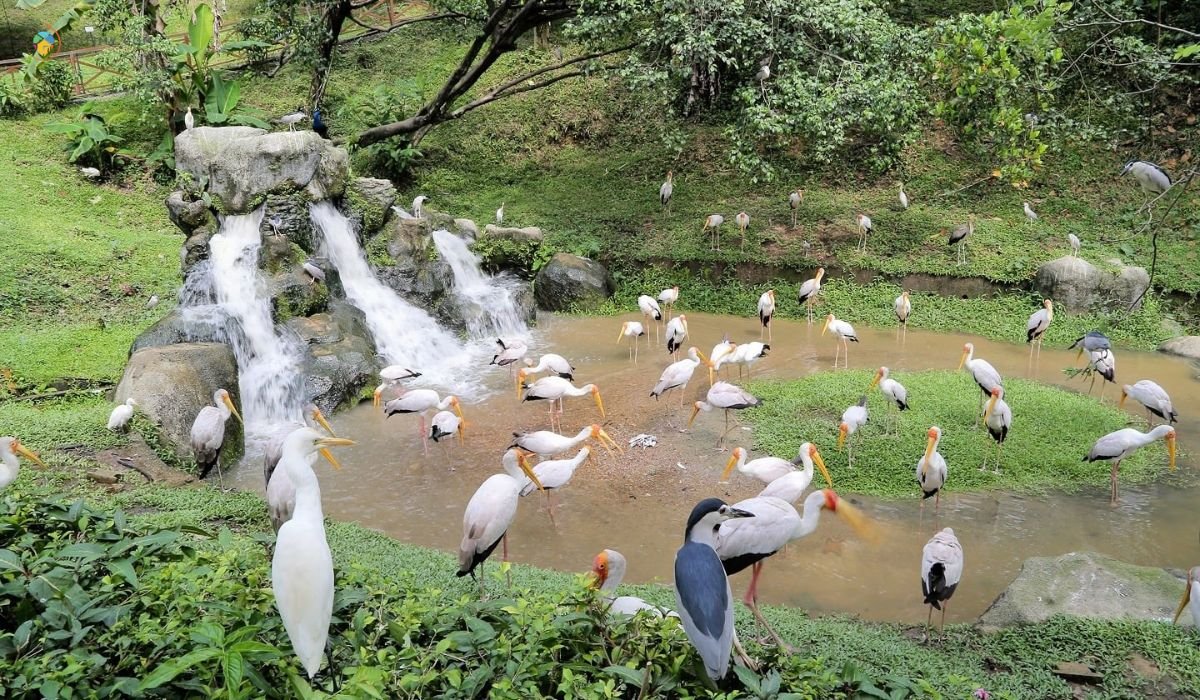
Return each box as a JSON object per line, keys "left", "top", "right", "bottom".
{"left": 744, "top": 370, "right": 1169, "bottom": 498}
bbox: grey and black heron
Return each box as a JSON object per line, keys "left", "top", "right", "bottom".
{"left": 277, "top": 108, "right": 306, "bottom": 130}
{"left": 1121, "top": 160, "right": 1172, "bottom": 196}
{"left": 302, "top": 259, "right": 325, "bottom": 285}
{"left": 1068, "top": 331, "right": 1110, "bottom": 362}
{"left": 921, "top": 527, "right": 963, "bottom": 638}
{"left": 0, "top": 436, "right": 45, "bottom": 491}
{"left": 1022, "top": 201, "right": 1038, "bottom": 224}
{"left": 1084, "top": 425, "right": 1175, "bottom": 503}
{"left": 674, "top": 498, "right": 755, "bottom": 680}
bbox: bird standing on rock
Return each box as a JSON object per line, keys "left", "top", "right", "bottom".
{"left": 277, "top": 108, "right": 307, "bottom": 130}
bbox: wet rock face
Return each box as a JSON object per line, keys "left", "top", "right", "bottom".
{"left": 534, "top": 253, "right": 614, "bottom": 311}
{"left": 284, "top": 302, "right": 379, "bottom": 413}
{"left": 129, "top": 310, "right": 219, "bottom": 354}
{"left": 344, "top": 178, "right": 397, "bottom": 235}
{"left": 175, "top": 127, "right": 349, "bottom": 213}
{"left": 979, "top": 551, "right": 1191, "bottom": 628}
{"left": 114, "top": 342, "right": 243, "bottom": 468}
{"left": 1032, "top": 257, "right": 1150, "bottom": 314}
{"left": 370, "top": 217, "right": 458, "bottom": 325}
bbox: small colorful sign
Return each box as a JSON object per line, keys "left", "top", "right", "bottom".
{"left": 33, "top": 29, "right": 59, "bottom": 58}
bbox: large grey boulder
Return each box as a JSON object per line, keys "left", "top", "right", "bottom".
{"left": 1032, "top": 256, "right": 1150, "bottom": 314}
{"left": 534, "top": 253, "right": 613, "bottom": 311}
{"left": 980, "top": 552, "right": 1190, "bottom": 627}
{"left": 1158, "top": 336, "right": 1200, "bottom": 362}
{"left": 371, "top": 216, "right": 457, "bottom": 324}
{"left": 114, "top": 343, "right": 243, "bottom": 470}
{"left": 129, "top": 310, "right": 219, "bottom": 353}
{"left": 482, "top": 224, "right": 543, "bottom": 242}
{"left": 285, "top": 302, "right": 379, "bottom": 412}
{"left": 175, "top": 127, "right": 349, "bottom": 213}
{"left": 165, "top": 191, "right": 213, "bottom": 235}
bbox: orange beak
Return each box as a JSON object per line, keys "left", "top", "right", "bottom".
{"left": 837, "top": 423, "right": 848, "bottom": 449}
{"left": 591, "top": 386, "right": 605, "bottom": 418}
{"left": 316, "top": 436, "right": 355, "bottom": 471}
{"left": 13, "top": 439, "right": 46, "bottom": 469}
{"left": 1173, "top": 570, "right": 1194, "bottom": 624}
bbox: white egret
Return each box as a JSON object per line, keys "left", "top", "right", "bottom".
{"left": 107, "top": 397, "right": 137, "bottom": 432}
{"left": 412, "top": 195, "right": 428, "bottom": 218}
{"left": 184, "top": 106, "right": 195, "bottom": 131}
{"left": 496, "top": 202, "right": 505, "bottom": 224}
{"left": 898, "top": 182, "right": 909, "bottom": 210}
{"left": 1023, "top": 201, "right": 1038, "bottom": 224}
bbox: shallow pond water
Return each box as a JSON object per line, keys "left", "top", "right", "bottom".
{"left": 230, "top": 311, "right": 1199, "bottom": 624}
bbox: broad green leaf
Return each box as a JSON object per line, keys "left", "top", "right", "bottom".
{"left": 139, "top": 648, "right": 221, "bottom": 690}
{"left": 223, "top": 651, "right": 244, "bottom": 693}
{"left": 188, "top": 4, "right": 215, "bottom": 64}
{"left": 108, "top": 559, "right": 137, "bottom": 587}
{"left": 603, "top": 665, "right": 644, "bottom": 687}
{"left": 0, "top": 549, "right": 23, "bottom": 572}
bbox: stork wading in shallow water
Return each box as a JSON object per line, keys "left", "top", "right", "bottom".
{"left": 757, "top": 289, "right": 776, "bottom": 341}
{"left": 616, "top": 320, "right": 646, "bottom": 362}
{"left": 591, "top": 549, "right": 666, "bottom": 617}
{"left": 518, "top": 447, "right": 590, "bottom": 524}
{"left": 658, "top": 285, "right": 680, "bottom": 320}
{"left": 981, "top": 387, "right": 1012, "bottom": 473}
{"left": 651, "top": 347, "right": 712, "bottom": 420}
{"left": 822, "top": 314, "right": 858, "bottom": 369}
{"left": 718, "top": 342, "right": 770, "bottom": 380}
{"left": 838, "top": 396, "right": 868, "bottom": 468}
{"left": 869, "top": 366, "right": 908, "bottom": 431}
{"left": 373, "top": 365, "right": 421, "bottom": 408}
{"left": 665, "top": 314, "right": 689, "bottom": 359}
{"left": 457, "top": 449, "right": 544, "bottom": 593}
{"left": 0, "top": 437, "right": 45, "bottom": 491}
{"left": 490, "top": 337, "right": 528, "bottom": 377}
{"left": 673, "top": 498, "right": 755, "bottom": 681}
{"left": 384, "top": 390, "right": 463, "bottom": 456}
{"left": 716, "top": 489, "right": 872, "bottom": 650}
{"left": 1120, "top": 380, "right": 1177, "bottom": 425}
{"left": 1084, "top": 425, "right": 1175, "bottom": 504}
{"left": 894, "top": 291, "right": 911, "bottom": 339}
{"left": 520, "top": 376, "right": 605, "bottom": 430}
{"left": 788, "top": 189, "right": 804, "bottom": 228}
{"left": 688, "top": 381, "right": 762, "bottom": 447}
{"left": 1085, "top": 348, "right": 1117, "bottom": 400}
{"left": 429, "top": 410, "right": 464, "bottom": 448}
{"left": 708, "top": 336, "right": 737, "bottom": 385}
{"left": 270, "top": 428, "right": 355, "bottom": 680}
{"left": 660, "top": 172, "right": 674, "bottom": 215}
{"left": 916, "top": 426, "right": 948, "bottom": 508}
{"left": 947, "top": 214, "right": 975, "bottom": 266}
{"left": 517, "top": 353, "right": 575, "bottom": 399}
{"left": 755, "top": 443, "right": 834, "bottom": 503}
{"left": 264, "top": 405, "right": 337, "bottom": 533}
{"left": 703, "top": 214, "right": 725, "bottom": 251}
{"left": 190, "top": 388, "right": 242, "bottom": 484}
{"left": 797, "top": 268, "right": 825, "bottom": 324}
{"left": 1025, "top": 299, "right": 1053, "bottom": 361}
{"left": 921, "top": 527, "right": 963, "bottom": 639}
{"left": 958, "top": 343, "right": 1003, "bottom": 422}
{"left": 638, "top": 294, "right": 663, "bottom": 343}
{"left": 510, "top": 424, "right": 621, "bottom": 457}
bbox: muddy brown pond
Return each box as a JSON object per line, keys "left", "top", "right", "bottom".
{"left": 229, "top": 312, "right": 1199, "bottom": 624}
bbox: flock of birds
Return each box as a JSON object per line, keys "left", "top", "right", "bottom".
{"left": 19, "top": 155, "right": 1185, "bottom": 683}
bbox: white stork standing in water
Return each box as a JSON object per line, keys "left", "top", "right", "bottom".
{"left": 1025, "top": 299, "right": 1053, "bottom": 360}
{"left": 894, "top": 291, "right": 911, "bottom": 339}
{"left": 518, "top": 447, "right": 590, "bottom": 524}
{"left": 757, "top": 289, "right": 776, "bottom": 341}
{"left": 521, "top": 376, "right": 605, "bottom": 430}
{"left": 490, "top": 338, "right": 528, "bottom": 377}
{"left": 1172, "top": 566, "right": 1200, "bottom": 629}
{"left": 517, "top": 353, "right": 575, "bottom": 399}
{"left": 665, "top": 314, "right": 688, "bottom": 359}
{"left": 755, "top": 443, "right": 834, "bottom": 503}
{"left": 1083, "top": 425, "right": 1175, "bottom": 503}
{"left": 658, "top": 285, "right": 680, "bottom": 319}
{"left": 638, "top": 295, "right": 663, "bottom": 343}
{"left": 958, "top": 343, "right": 1003, "bottom": 422}
{"left": 688, "top": 381, "right": 762, "bottom": 447}
{"left": 650, "top": 347, "right": 712, "bottom": 419}
{"left": 1086, "top": 348, "right": 1117, "bottom": 400}
{"left": 510, "top": 424, "right": 621, "bottom": 457}
{"left": 916, "top": 426, "right": 948, "bottom": 508}
{"left": 384, "top": 390, "right": 463, "bottom": 456}
{"left": 921, "top": 527, "right": 963, "bottom": 638}
{"left": 822, "top": 314, "right": 858, "bottom": 369}
{"left": 1120, "top": 380, "right": 1177, "bottom": 425}
{"left": 373, "top": 365, "right": 421, "bottom": 408}
{"left": 457, "top": 449, "right": 544, "bottom": 593}
{"left": 429, "top": 410, "right": 464, "bottom": 448}
{"left": 720, "top": 341, "right": 769, "bottom": 380}
{"left": 838, "top": 396, "right": 868, "bottom": 468}
{"left": 797, "top": 267, "right": 825, "bottom": 324}
{"left": 982, "top": 387, "right": 1012, "bottom": 473}
{"left": 616, "top": 320, "right": 646, "bottom": 362}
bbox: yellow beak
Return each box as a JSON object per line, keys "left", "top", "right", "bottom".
{"left": 869, "top": 372, "right": 881, "bottom": 390}
{"left": 1167, "top": 434, "right": 1177, "bottom": 471}
{"left": 957, "top": 351, "right": 967, "bottom": 370}
{"left": 721, "top": 451, "right": 739, "bottom": 482}
{"left": 452, "top": 398, "right": 464, "bottom": 420}
{"left": 822, "top": 317, "right": 831, "bottom": 336}
{"left": 983, "top": 396, "right": 997, "bottom": 424}
{"left": 15, "top": 441, "right": 46, "bottom": 469}
{"left": 615, "top": 325, "right": 625, "bottom": 343}
{"left": 1119, "top": 390, "right": 1128, "bottom": 409}
{"left": 316, "top": 436, "right": 355, "bottom": 471}
{"left": 688, "top": 404, "right": 702, "bottom": 430}
{"left": 921, "top": 435, "right": 936, "bottom": 478}
{"left": 812, "top": 450, "right": 832, "bottom": 488}
{"left": 222, "top": 393, "right": 243, "bottom": 424}
{"left": 837, "top": 424, "right": 848, "bottom": 449}
{"left": 312, "top": 408, "right": 335, "bottom": 436}
{"left": 518, "top": 452, "right": 545, "bottom": 491}
{"left": 1173, "top": 574, "right": 1193, "bottom": 624}
{"left": 516, "top": 370, "right": 526, "bottom": 400}
{"left": 591, "top": 387, "right": 606, "bottom": 418}
{"left": 833, "top": 498, "right": 878, "bottom": 544}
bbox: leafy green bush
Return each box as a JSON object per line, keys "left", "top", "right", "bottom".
{"left": 22, "top": 58, "right": 77, "bottom": 112}
{"left": 0, "top": 80, "right": 27, "bottom": 117}
{"left": 45, "top": 113, "right": 123, "bottom": 169}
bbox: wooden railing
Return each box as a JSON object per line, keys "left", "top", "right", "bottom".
{"left": 0, "top": 0, "right": 422, "bottom": 97}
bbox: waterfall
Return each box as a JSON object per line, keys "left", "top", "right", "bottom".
{"left": 430, "top": 229, "right": 529, "bottom": 340}
{"left": 178, "top": 210, "right": 305, "bottom": 437}
{"left": 309, "top": 202, "right": 485, "bottom": 393}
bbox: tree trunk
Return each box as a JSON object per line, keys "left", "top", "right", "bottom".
{"left": 310, "top": 0, "right": 353, "bottom": 110}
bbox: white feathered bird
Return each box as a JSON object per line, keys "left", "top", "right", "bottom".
{"left": 1120, "top": 380, "right": 1177, "bottom": 424}
{"left": 916, "top": 426, "right": 948, "bottom": 507}
{"left": 822, "top": 314, "right": 859, "bottom": 369}
{"left": 921, "top": 527, "right": 963, "bottom": 635}
{"left": 107, "top": 398, "right": 137, "bottom": 432}
{"left": 456, "top": 449, "right": 543, "bottom": 586}
{"left": 190, "top": 388, "right": 242, "bottom": 481}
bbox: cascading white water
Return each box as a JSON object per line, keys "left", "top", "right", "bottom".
{"left": 310, "top": 202, "right": 487, "bottom": 393}
{"left": 430, "top": 229, "right": 529, "bottom": 340}
{"left": 178, "top": 210, "right": 305, "bottom": 436}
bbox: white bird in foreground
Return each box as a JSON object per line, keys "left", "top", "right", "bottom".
{"left": 510, "top": 424, "right": 620, "bottom": 457}
{"left": 665, "top": 314, "right": 688, "bottom": 358}
{"left": 703, "top": 214, "right": 725, "bottom": 250}
{"left": 1023, "top": 201, "right": 1038, "bottom": 224}
{"left": 1120, "top": 380, "right": 1177, "bottom": 425}
{"left": 735, "top": 211, "right": 750, "bottom": 250}
{"left": 855, "top": 214, "right": 872, "bottom": 252}
{"left": 688, "top": 381, "right": 762, "bottom": 446}
{"left": 838, "top": 396, "right": 868, "bottom": 468}
{"left": 788, "top": 189, "right": 804, "bottom": 228}
{"left": 1172, "top": 566, "right": 1200, "bottom": 629}
{"left": 616, "top": 320, "right": 646, "bottom": 362}
{"left": 271, "top": 427, "right": 355, "bottom": 679}
{"left": 412, "top": 195, "right": 428, "bottom": 218}
{"left": 496, "top": 202, "right": 505, "bottom": 224}
{"left": 190, "top": 388, "right": 242, "bottom": 482}
{"left": 1025, "top": 299, "right": 1053, "bottom": 359}
{"left": 674, "top": 498, "right": 755, "bottom": 680}
{"left": 982, "top": 387, "right": 1012, "bottom": 473}
{"left": 797, "top": 267, "right": 825, "bottom": 323}
{"left": 916, "top": 426, "right": 948, "bottom": 507}
{"left": 183, "top": 106, "right": 195, "bottom": 131}
{"left": 921, "top": 527, "right": 963, "bottom": 636}
{"left": 429, "top": 410, "right": 464, "bottom": 445}
{"left": 650, "top": 347, "right": 711, "bottom": 410}
{"left": 659, "top": 172, "right": 674, "bottom": 214}
{"left": 947, "top": 214, "right": 975, "bottom": 266}
{"left": 1084, "top": 425, "right": 1175, "bottom": 503}
{"left": 638, "top": 295, "right": 663, "bottom": 342}
{"left": 384, "top": 390, "right": 463, "bottom": 455}
{"left": 1068, "top": 233, "right": 1081, "bottom": 257}
{"left": 658, "top": 285, "right": 680, "bottom": 318}
{"left": 265, "top": 406, "right": 337, "bottom": 533}
{"left": 822, "top": 313, "right": 859, "bottom": 369}
{"left": 107, "top": 397, "right": 137, "bottom": 432}
{"left": 756, "top": 443, "right": 834, "bottom": 503}
{"left": 0, "top": 436, "right": 45, "bottom": 490}
{"left": 591, "top": 549, "right": 664, "bottom": 617}
{"left": 757, "top": 289, "right": 776, "bottom": 340}
{"left": 457, "top": 449, "right": 543, "bottom": 590}
{"left": 894, "top": 291, "right": 911, "bottom": 336}
{"left": 521, "top": 376, "right": 605, "bottom": 429}
{"left": 898, "top": 182, "right": 909, "bottom": 210}
{"left": 373, "top": 365, "right": 421, "bottom": 407}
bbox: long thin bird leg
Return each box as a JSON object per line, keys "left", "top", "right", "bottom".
{"left": 502, "top": 534, "right": 513, "bottom": 588}
{"left": 923, "top": 605, "right": 933, "bottom": 643}
{"left": 1111, "top": 460, "right": 1120, "bottom": 504}
{"left": 419, "top": 415, "right": 429, "bottom": 456}
{"left": 732, "top": 631, "right": 758, "bottom": 671}
{"left": 940, "top": 603, "right": 947, "bottom": 636}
